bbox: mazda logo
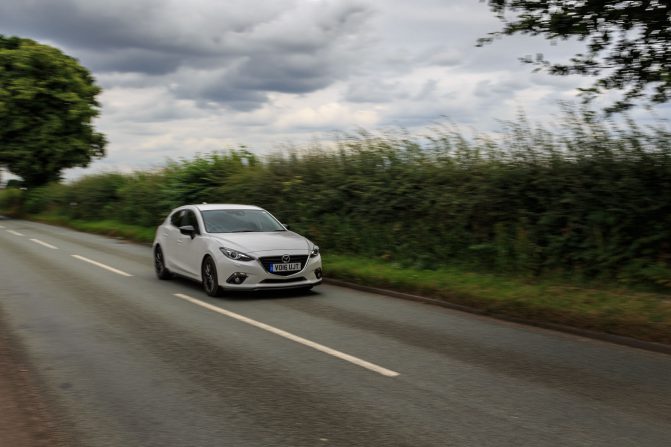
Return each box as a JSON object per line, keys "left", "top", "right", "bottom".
{"left": 282, "top": 254, "right": 291, "bottom": 263}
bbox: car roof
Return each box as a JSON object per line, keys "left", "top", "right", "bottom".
{"left": 192, "top": 204, "right": 264, "bottom": 212}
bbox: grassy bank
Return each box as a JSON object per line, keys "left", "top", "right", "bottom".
{"left": 17, "top": 214, "right": 671, "bottom": 345}
{"left": 31, "top": 213, "right": 156, "bottom": 243}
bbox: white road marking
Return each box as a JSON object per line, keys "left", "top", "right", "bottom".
{"left": 0, "top": 225, "right": 5, "bottom": 229}
{"left": 71, "top": 255, "right": 133, "bottom": 277}
{"left": 173, "top": 293, "right": 400, "bottom": 378}
{"left": 7, "top": 230, "right": 24, "bottom": 236}
{"left": 30, "top": 238, "right": 58, "bottom": 249}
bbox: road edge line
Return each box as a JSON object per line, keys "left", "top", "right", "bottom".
{"left": 173, "top": 293, "right": 400, "bottom": 377}
{"left": 71, "top": 255, "right": 133, "bottom": 277}
{"left": 30, "top": 238, "right": 58, "bottom": 250}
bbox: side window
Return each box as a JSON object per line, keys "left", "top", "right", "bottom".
{"left": 181, "top": 210, "right": 200, "bottom": 233}
{"left": 170, "top": 210, "right": 183, "bottom": 227}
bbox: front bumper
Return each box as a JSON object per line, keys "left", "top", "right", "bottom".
{"left": 222, "top": 279, "right": 323, "bottom": 292}
{"left": 215, "top": 252, "right": 322, "bottom": 291}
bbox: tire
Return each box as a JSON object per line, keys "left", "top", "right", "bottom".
{"left": 154, "top": 246, "right": 173, "bottom": 280}
{"left": 202, "top": 256, "right": 222, "bottom": 297}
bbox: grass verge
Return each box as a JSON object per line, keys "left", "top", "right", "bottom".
{"left": 30, "top": 214, "right": 155, "bottom": 244}
{"left": 15, "top": 214, "right": 671, "bottom": 345}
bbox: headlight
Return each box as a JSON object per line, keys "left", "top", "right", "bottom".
{"left": 310, "top": 245, "right": 320, "bottom": 258}
{"left": 219, "top": 247, "right": 254, "bottom": 262}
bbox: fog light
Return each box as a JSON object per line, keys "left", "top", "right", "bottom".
{"left": 314, "top": 268, "right": 322, "bottom": 279}
{"left": 226, "top": 272, "right": 248, "bottom": 284}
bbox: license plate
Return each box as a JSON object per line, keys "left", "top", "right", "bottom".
{"left": 270, "top": 262, "right": 301, "bottom": 272}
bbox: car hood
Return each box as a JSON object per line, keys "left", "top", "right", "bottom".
{"left": 208, "top": 231, "right": 311, "bottom": 254}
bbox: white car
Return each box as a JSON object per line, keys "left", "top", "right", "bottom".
{"left": 153, "top": 204, "right": 322, "bottom": 296}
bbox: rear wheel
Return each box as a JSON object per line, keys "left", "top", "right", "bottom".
{"left": 154, "top": 246, "right": 173, "bottom": 280}
{"left": 202, "top": 256, "right": 222, "bottom": 297}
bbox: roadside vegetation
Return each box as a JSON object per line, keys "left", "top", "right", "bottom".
{"left": 1, "top": 108, "right": 670, "bottom": 343}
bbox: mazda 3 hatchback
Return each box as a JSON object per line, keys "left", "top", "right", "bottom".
{"left": 153, "top": 204, "right": 322, "bottom": 296}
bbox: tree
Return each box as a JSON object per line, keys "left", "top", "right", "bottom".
{"left": 0, "top": 35, "right": 106, "bottom": 187}
{"left": 479, "top": 0, "right": 671, "bottom": 113}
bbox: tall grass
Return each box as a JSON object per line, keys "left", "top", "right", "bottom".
{"left": 2, "top": 108, "right": 670, "bottom": 287}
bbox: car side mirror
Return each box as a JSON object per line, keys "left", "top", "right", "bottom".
{"left": 179, "top": 225, "right": 196, "bottom": 239}
{"left": 282, "top": 223, "right": 290, "bottom": 230}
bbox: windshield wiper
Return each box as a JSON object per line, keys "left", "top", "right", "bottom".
{"left": 231, "top": 230, "right": 256, "bottom": 233}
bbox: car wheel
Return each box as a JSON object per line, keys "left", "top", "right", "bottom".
{"left": 202, "top": 256, "right": 222, "bottom": 297}
{"left": 154, "top": 246, "right": 173, "bottom": 280}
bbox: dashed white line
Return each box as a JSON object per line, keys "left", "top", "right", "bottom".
{"left": 173, "top": 293, "right": 400, "bottom": 378}
{"left": 71, "top": 255, "right": 133, "bottom": 277}
{"left": 30, "top": 238, "right": 58, "bottom": 249}
{"left": 7, "top": 230, "right": 24, "bottom": 236}
{"left": 0, "top": 225, "right": 5, "bottom": 229}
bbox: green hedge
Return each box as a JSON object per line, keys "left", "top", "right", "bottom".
{"left": 2, "top": 109, "right": 670, "bottom": 287}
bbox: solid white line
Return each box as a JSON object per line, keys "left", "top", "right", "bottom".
{"left": 173, "top": 293, "right": 400, "bottom": 378}
{"left": 0, "top": 225, "right": 5, "bottom": 229}
{"left": 30, "top": 238, "right": 58, "bottom": 249}
{"left": 7, "top": 230, "right": 24, "bottom": 236}
{"left": 71, "top": 255, "right": 133, "bottom": 277}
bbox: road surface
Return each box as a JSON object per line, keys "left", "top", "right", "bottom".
{"left": 1, "top": 218, "right": 670, "bottom": 446}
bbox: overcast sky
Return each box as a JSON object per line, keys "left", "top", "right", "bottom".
{"left": 0, "top": 0, "right": 667, "bottom": 178}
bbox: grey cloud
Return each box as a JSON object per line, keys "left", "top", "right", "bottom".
{"left": 0, "top": 0, "right": 373, "bottom": 108}
{"left": 229, "top": 54, "right": 338, "bottom": 95}
{"left": 474, "top": 78, "right": 529, "bottom": 99}
{"left": 198, "top": 88, "right": 268, "bottom": 112}
{"left": 428, "top": 49, "right": 463, "bottom": 67}
{"left": 168, "top": 69, "right": 270, "bottom": 112}
{"left": 0, "top": 1, "right": 166, "bottom": 51}
{"left": 81, "top": 48, "right": 183, "bottom": 75}
{"left": 345, "top": 79, "right": 404, "bottom": 103}
{"left": 113, "top": 107, "right": 198, "bottom": 125}
{"left": 229, "top": 1, "right": 371, "bottom": 54}
{"left": 415, "top": 79, "right": 438, "bottom": 100}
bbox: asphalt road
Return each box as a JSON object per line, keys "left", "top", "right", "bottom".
{"left": 1, "top": 218, "right": 670, "bottom": 447}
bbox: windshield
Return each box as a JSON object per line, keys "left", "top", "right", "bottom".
{"left": 201, "top": 209, "right": 285, "bottom": 233}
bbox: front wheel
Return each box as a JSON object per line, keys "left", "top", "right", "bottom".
{"left": 202, "top": 256, "right": 222, "bottom": 297}
{"left": 154, "top": 246, "right": 173, "bottom": 280}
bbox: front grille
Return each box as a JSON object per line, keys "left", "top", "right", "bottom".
{"left": 259, "top": 255, "right": 309, "bottom": 276}
{"left": 260, "top": 277, "right": 307, "bottom": 284}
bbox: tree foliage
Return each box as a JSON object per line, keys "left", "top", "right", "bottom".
{"left": 479, "top": 0, "right": 671, "bottom": 113}
{"left": 0, "top": 35, "right": 106, "bottom": 186}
